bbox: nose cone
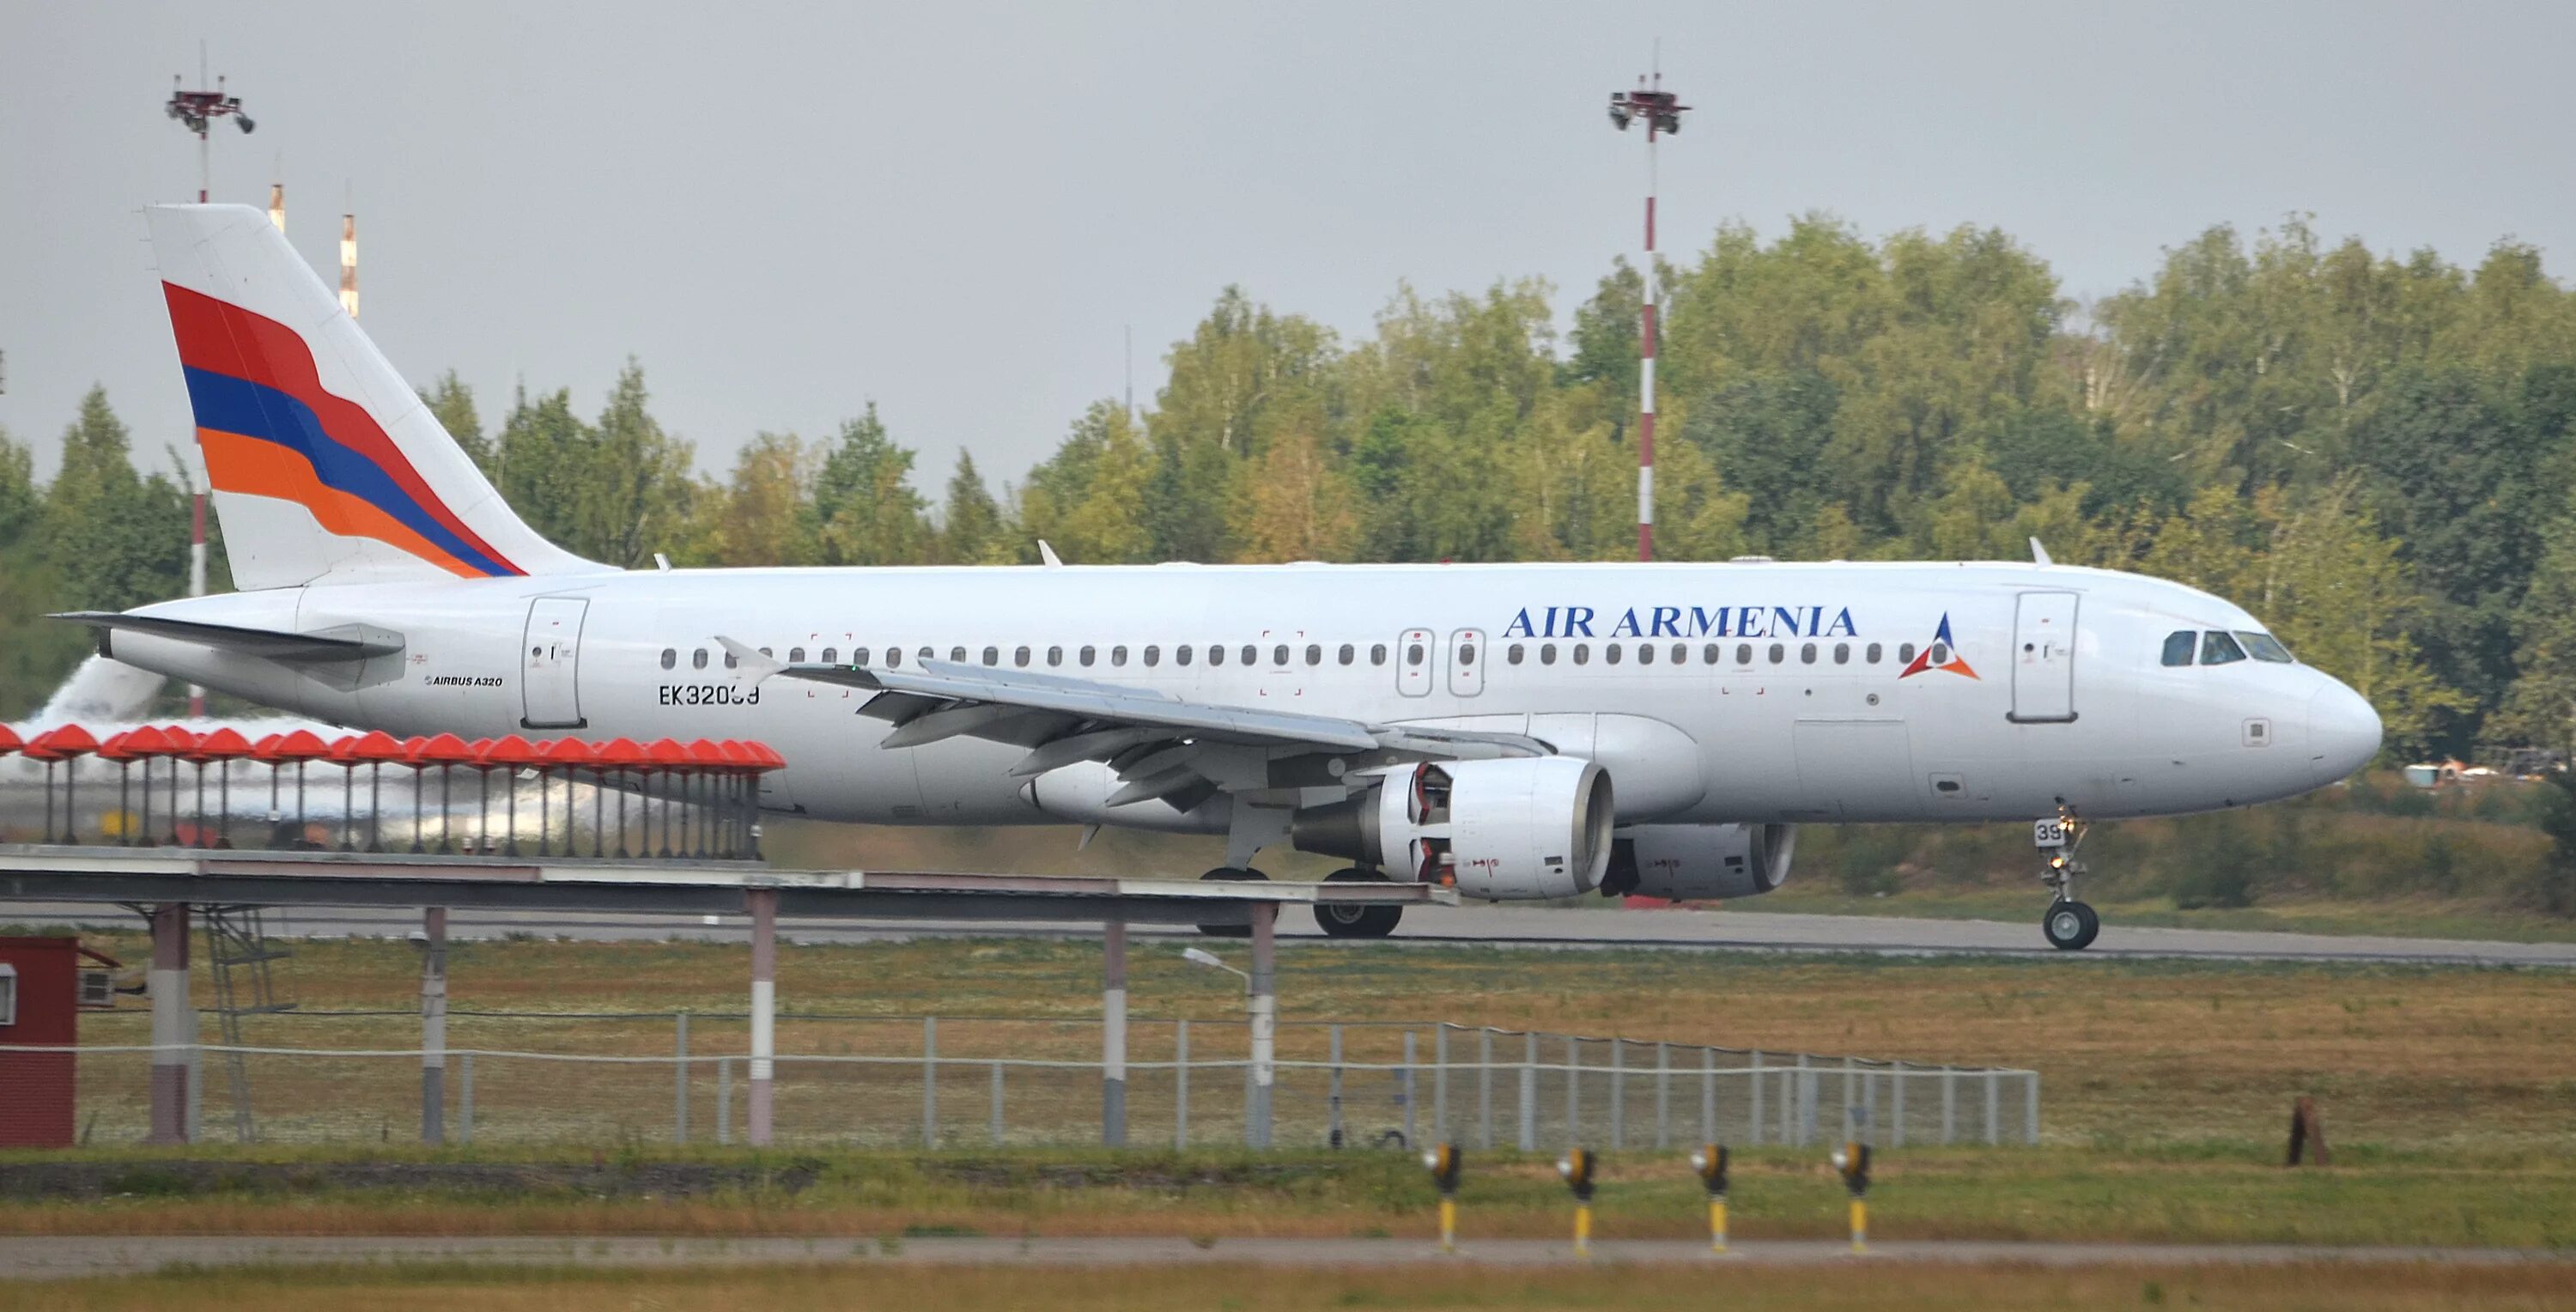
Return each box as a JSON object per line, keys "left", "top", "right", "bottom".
{"left": 2307, "top": 678, "right": 2383, "bottom": 784}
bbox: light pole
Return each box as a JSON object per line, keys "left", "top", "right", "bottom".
{"left": 1182, "top": 945, "right": 1272, "bottom": 1146}
{"left": 165, "top": 50, "right": 253, "bottom": 719}
{"left": 1607, "top": 68, "right": 1686, "bottom": 563}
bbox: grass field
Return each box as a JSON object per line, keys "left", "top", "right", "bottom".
{"left": 3, "top": 932, "right": 2573, "bottom": 1252}
{"left": 15, "top": 1260, "right": 2576, "bottom": 1312}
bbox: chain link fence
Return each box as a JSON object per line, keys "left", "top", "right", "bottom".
{"left": 19, "top": 1012, "right": 2038, "bottom": 1150}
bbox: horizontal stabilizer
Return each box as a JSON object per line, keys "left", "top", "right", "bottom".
{"left": 52, "top": 611, "right": 404, "bottom": 664}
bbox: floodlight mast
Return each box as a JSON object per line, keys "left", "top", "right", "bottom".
{"left": 1607, "top": 66, "right": 1687, "bottom": 562}
{"left": 165, "top": 46, "right": 251, "bottom": 717}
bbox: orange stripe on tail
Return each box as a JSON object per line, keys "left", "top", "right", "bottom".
{"left": 199, "top": 428, "right": 486, "bottom": 580}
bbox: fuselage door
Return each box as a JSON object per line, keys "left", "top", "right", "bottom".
{"left": 1448, "top": 629, "right": 1485, "bottom": 697}
{"left": 1397, "top": 629, "right": 1435, "bottom": 698}
{"left": 521, "top": 597, "right": 589, "bottom": 729}
{"left": 2009, "top": 591, "right": 2079, "bottom": 724}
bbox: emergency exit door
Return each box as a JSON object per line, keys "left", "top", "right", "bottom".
{"left": 521, "top": 597, "right": 589, "bottom": 729}
{"left": 2009, "top": 591, "right": 2079, "bottom": 723}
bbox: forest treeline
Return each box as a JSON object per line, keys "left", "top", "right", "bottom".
{"left": 7, "top": 213, "right": 2576, "bottom": 759}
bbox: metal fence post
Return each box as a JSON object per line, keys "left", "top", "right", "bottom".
{"left": 1328, "top": 1024, "right": 1346, "bottom": 1147}
{"left": 1608, "top": 1039, "right": 1625, "bottom": 1149}
{"left": 2026, "top": 1072, "right": 2040, "bottom": 1145}
{"left": 1565, "top": 1037, "right": 1582, "bottom": 1144}
{"left": 991, "top": 1061, "right": 1005, "bottom": 1145}
{"left": 1862, "top": 1060, "right": 1878, "bottom": 1145}
{"left": 1402, "top": 1030, "right": 1419, "bottom": 1150}
{"left": 1479, "top": 1030, "right": 1494, "bottom": 1151}
{"left": 1174, "top": 1019, "right": 1190, "bottom": 1150}
{"left": 457, "top": 1051, "right": 474, "bottom": 1145}
{"left": 717, "top": 1056, "right": 733, "bottom": 1146}
{"left": 1654, "top": 1042, "right": 1670, "bottom": 1150}
{"left": 1433, "top": 1026, "right": 1449, "bottom": 1142}
{"left": 1518, "top": 1033, "right": 1537, "bottom": 1152}
{"left": 923, "top": 1016, "right": 939, "bottom": 1147}
{"left": 1841, "top": 1055, "right": 1856, "bottom": 1142}
{"left": 1748, "top": 1050, "right": 1764, "bottom": 1146}
{"left": 1941, "top": 1066, "right": 1955, "bottom": 1146}
{"left": 1700, "top": 1047, "right": 1716, "bottom": 1144}
{"left": 674, "top": 1011, "right": 690, "bottom": 1145}
{"left": 1985, "top": 1069, "right": 2000, "bottom": 1145}
{"left": 1793, "top": 1054, "right": 1809, "bottom": 1146}
{"left": 1892, "top": 1062, "right": 1905, "bottom": 1149}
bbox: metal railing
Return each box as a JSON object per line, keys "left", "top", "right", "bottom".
{"left": 15, "top": 1013, "right": 2040, "bottom": 1150}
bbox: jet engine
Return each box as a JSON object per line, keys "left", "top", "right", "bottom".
{"left": 1292, "top": 757, "right": 1615, "bottom": 901}
{"left": 1600, "top": 823, "right": 1796, "bottom": 901}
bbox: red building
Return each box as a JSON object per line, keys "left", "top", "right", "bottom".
{"left": 0, "top": 937, "right": 119, "bottom": 1148}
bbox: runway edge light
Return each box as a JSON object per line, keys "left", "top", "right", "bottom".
{"left": 1421, "top": 1142, "right": 1462, "bottom": 1253}
{"left": 1689, "top": 1143, "right": 1729, "bottom": 1254}
{"left": 1831, "top": 1141, "right": 1873, "bottom": 1254}
{"left": 1555, "top": 1146, "right": 1598, "bottom": 1258}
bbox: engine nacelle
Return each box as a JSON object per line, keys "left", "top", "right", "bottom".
{"left": 1295, "top": 758, "right": 1615, "bottom": 901}
{"left": 1602, "top": 823, "right": 1796, "bottom": 901}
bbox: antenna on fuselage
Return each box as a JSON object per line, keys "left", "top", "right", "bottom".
{"left": 2029, "top": 538, "right": 2054, "bottom": 566}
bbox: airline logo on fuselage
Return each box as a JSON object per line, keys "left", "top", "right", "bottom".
{"left": 1503, "top": 605, "right": 1859, "bottom": 640}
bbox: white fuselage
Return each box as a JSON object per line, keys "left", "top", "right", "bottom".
{"left": 102, "top": 559, "right": 2382, "bottom": 837}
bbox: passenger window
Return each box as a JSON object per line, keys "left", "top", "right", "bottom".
{"left": 1144, "top": 645, "right": 1160, "bottom": 667}
{"left": 1209, "top": 645, "right": 1225, "bottom": 666}
{"left": 884, "top": 647, "right": 902, "bottom": 668}
{"left": 1339, "top": 643, "right": 1356, "bottom": 665}
{"left": 1371, "top": 644, "right": 1388, "bottom": 665}
{"left": 1305, "top": 644, "right": 1321, "bottom": 665}
{"left": 1834, "top": 642, "right": 1850, "bottom": 665}
{"left": 1508, "top": 644, "right": 1525, "bottom": 665}
{"left": 1273, "top": 644, "right": 1289, "bottom": 665}
{"left": 1735, "top": 644, "right": 1753, "bottom": 665}
{"left": 1605, "top": 644, "right": 1622, "bottom": 665}
{"left": 1898, "top": 643, "right": 1917, "bottom": 666}
{"left": 949, "top": 646, "right": 968, "bottom": 663}
{"left": 1406, "top": 642, "right": 1425, "bottom": 665}
{"left": 918, "top": 647, "right": 933, "bottom": 665}
{"left": 854, "top": 648, "right": 872, "bottom": 666}
{"left": 724, "top": 650, "right": 738, "bottom": 669}
{"left": 1013, "top": 646, "right": 1030, "bottom": 667}
{"left": 982, "top": 646, "right": 1000, "bottom": 665}
{"left": 1540, "top": 643, "right": 1558, "bottom": 665}
{"left": 1801, "top": 643, "right": 1817, "bottom": 665}
{"left": 1078, "top": 646, "right": 1095, "bottom": 666}
{"left": 1703, "top": 643, "right": 1720, "bottom": 664}
{"left": 1109, "top": 646, "right": 1126, "bottom": 667}
{"left": 1635, "top": 643, "right": 1652, "bottom": 665}
{"left": 1177, "top": 646, "right": 1194, "bottom": 666}
{"left": 692, "top": 648, "right": 708, "bottom": 670}
{"left": 787, "top": 647, "right": 806, "bottom": 663}
{"left": 1767, "top": 643, "right": 1785, "bottom": 665}
{"left": 819, "top": 647, "right": 837, "bottom": 665}
{"left": 1460, "top": 642, "right": 1477, "bottom": 666}
{"left": 1047, "top": 646, "right": 1063, "bottom": 666}
{"left": 660, "top": 648, "right": 677, "bottom": 670}
{"left": 1866, "top": 642, "right": 1882, "bottom": 665}
{"left": 2201, "top": 631, "right": 2249, "bottom": 665}
{"left": 1672, "top": 642, "right": 1687, "bottom": 665}
{"left": 1929, "top": 642, "right": 1951, "bottom": 665}
{"left": 1573, "top": 643, "right": 1591, "bottom": 665}
{"left": 2237, "top": 631, "right": 2294, "bottom": 664}
{"left": 2161, "top": 631, "right": 2196, "bottom": 667}
{"left": 1242, "top": 644, "right": 1259, "bottom": 666}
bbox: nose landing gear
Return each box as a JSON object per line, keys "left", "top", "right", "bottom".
{"left": 2035, "top": 806, "right": 2099, "bottom": 951}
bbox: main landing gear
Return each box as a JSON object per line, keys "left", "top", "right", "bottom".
{"left": 1194, "top": 866, "right": 1267, "bottom": 937}
{"left": 1315, "top": 866, "right": 1403, "bottom": 939}
{"left": 2035, "top": 805, "right": 2099, "bottom": 951}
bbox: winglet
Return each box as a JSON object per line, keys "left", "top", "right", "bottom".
{"left": 1038, "top": 539, "right": 1065, "bottom": 568}
{"left": 714, "top": 635, "right": 785, "bottom": 683}
{"left": 2029, "top": 537, "right": 2054, "bottom": 566}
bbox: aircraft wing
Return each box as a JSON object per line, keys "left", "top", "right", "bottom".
{"left": 715, "top": 637, "right": 1544, "bottom": 810}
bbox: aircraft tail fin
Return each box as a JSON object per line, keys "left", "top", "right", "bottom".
{"left": 145, "top": 203, "right": 600, "bottom": 591}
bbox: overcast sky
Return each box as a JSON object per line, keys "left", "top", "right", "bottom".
{"left": 4, "top": 1, "right": 2572, "bottom": 489}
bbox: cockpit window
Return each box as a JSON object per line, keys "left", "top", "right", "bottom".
{"left": 2236, "top": 631, "right": 2294, "bottom": 664}
{"left": 2200, "top": 630, "right": 2249, "bottom": 666}
{"left": 2160, "top": 631, "right": 2196, "bottom": 666}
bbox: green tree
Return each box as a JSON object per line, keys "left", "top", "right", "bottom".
{"left": 938, "top": 450, "right": 1005, "bottom": 565}
{"left": 44, "top": 386, "right": 188, "bottom": 612}
{"left": 421, "top": 370, "right": 494, "bottom": 477}
{"left": 813, "top": 404, "right": 928, "bottom": 567}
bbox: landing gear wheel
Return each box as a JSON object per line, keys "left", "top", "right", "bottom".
{"left": 1194, "top": 866, "right": 1268, "bottom": 937}
{"left": 1315, "top": 867, "right": 1403, "bottom": 939}
{"left": 2043, "top": 900, "right": 2099, "bottom": 951}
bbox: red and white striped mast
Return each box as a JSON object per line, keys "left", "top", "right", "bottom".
{"left": 1608, "top": 64, "right": 1686, "bottom": 562}
{"left": 165, "top": 48, "right": 254, "bottom": 717}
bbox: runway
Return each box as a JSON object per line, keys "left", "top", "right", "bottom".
{"left": 2, "top": 1234, "right": 2567, "bottom": 1278}
{"left": 6, "top": 897, "right": 2570, "bottom": 966}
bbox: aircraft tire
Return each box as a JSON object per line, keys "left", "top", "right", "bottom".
{"left": 2043, "top": 899, "right": 2099, "bottom": 951}
{"left": 1316, "top": 867, "right": 1403, "bottom": 939}
{"left": 1194, "top": 866, "right": 1267, "bottom": 938}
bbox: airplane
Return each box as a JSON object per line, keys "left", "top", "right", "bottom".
{"left": 63, "top": 203, "right": 2385, "bottom": 949}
